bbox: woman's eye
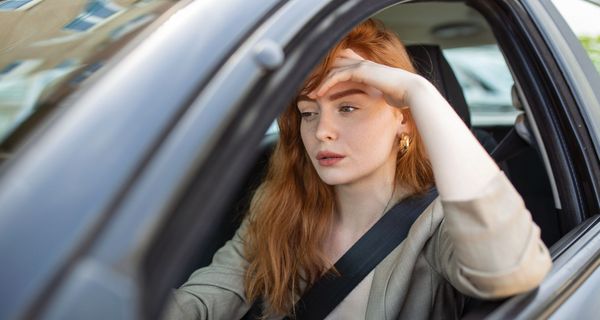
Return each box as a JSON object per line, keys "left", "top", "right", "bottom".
{"left": 339, "top": 105, "right": 357, "bottom": 113}
{"left": 300, "top": 111, "right": 318, "bottom": 120}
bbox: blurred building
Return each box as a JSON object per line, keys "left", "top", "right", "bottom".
{"left": 0, "top": 0, "right": 175, "bottom": 141}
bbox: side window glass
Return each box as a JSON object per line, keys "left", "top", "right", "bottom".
{"left": 0, "top": 0, "right": 178, "bottom": 147}
{"left": 443, "top": 45, "right": 518, "bottom": 127}
{"left": 552, "top": 0, "right": 600, "bottom": 74}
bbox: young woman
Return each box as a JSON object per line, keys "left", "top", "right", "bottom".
{"left": 164, "top": 19, "right": 551, "bottom": 319}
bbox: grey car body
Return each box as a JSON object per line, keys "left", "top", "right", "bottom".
{"left": 0, "top": 0, "right": 599, "bottom": 319}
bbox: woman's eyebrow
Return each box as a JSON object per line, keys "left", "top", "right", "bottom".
{"left": 297, "top": 88, "right": 366, "bottom": 102}
{"left": 328, "top": 89, "right": 367, "bottom": 101}
{"left": 297, "top": 94, "right": 314, "bottom": 102}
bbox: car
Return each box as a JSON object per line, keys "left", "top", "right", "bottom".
{"left": 0, "top": 0, "right": 599, "bottom": 319}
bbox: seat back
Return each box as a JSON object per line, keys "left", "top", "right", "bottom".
{"left": 406, "top": 45, "right": 472, "bottom": 127}
{"left": 406, "top": 44, "right": 498, "bottom": 153}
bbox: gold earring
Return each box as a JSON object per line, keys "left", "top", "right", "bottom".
{"left": 400, "top": 133, "right": 411, "bottom": 154}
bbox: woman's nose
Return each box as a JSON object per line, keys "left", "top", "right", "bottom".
{"left": 315, "top": 111, "right": 338, "bottom": 141}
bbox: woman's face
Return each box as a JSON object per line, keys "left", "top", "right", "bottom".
{"left": 298, "top": 80, "right": 409, "bottom": 187}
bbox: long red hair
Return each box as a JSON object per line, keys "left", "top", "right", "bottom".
{"left": 244, "top": 19, "right": 434, "bottom": 316}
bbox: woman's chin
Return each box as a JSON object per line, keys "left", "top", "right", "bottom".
{"left": 316, "top": 171, "right": 357, "bottom": 186}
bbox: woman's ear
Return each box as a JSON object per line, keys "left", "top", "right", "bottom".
{"left": 396, "top": 108, "right": 411, "bottom": 136}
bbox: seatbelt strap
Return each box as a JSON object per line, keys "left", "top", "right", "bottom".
{"left": 490, "top": 126, "right": 529, "bottom": 163}
{"left": 284, "top": 188, "right": 438, "bottom": 320}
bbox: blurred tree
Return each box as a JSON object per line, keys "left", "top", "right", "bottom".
{"left": 579, "top": 35, "right": 600, "bottom": 73}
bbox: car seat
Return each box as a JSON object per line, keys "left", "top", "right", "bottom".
{"left": 405, "top": 44, "right": 499, "bottom": 154}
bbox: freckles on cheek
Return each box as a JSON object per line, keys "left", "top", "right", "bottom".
{"left": 299, "top": 124, "right": 312, "bottom": 151}
{"left": 350, "top": 121, "right": 381, "bottom": 144}
{"left": 350, "top": 115, "right": 397, "bottom": 152}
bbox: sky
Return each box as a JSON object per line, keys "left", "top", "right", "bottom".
{"left": 552, "top": 0, "right": 600, "bottom": 36}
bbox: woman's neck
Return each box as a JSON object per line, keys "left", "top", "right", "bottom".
{"left": 333, "top": 170, "right": 409, "bottom": 235}
{"left": 323, "top": 172, "right": 410, "bottom": 266}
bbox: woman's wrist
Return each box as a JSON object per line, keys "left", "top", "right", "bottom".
{"left": 403, "top": 74, "right": 439, "bottom": 107}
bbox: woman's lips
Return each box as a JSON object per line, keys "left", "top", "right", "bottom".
{"left": 316, "top": 151, "right": 345, "bottom": 166}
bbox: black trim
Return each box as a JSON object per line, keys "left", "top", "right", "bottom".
{"left": 550, "top": 215, "right": 600, "bottom": 260}
{"left": 468, "top": 0, "right": 596, "bottom": 231}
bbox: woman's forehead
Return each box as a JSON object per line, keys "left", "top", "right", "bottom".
{"left": 324, "top": 82, "right": 376, "bottom": 97}
{"left": 298, "top": 81, "right": 383, "bottom": 104}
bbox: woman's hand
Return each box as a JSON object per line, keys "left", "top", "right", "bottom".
{"left": 310, "top": 49, "right": 429, "bottom": 108}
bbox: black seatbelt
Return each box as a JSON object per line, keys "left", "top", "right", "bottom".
{"left": 283, "top": 188, "right": 438, "bottom": 320}
{"left": 490, "top": 126, "right": 529, "bottom": 163}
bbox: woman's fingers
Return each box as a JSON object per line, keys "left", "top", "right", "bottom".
{"left": 329, "top": 48, "right": 367, "bottom": 68}
{"left": 315, "top": 67, "right": 362, "bottom": 96}
{"left": 330, "top": 56, "right": 362, "bottom": 68}
{"left": 312, "top": 53, "right": 417, "bottom": 107}
{"left": 338, "top": 48, "right": 367, "bottom": 60}
{"left": 315, "top": 60, "right": 381, "bottom": 96}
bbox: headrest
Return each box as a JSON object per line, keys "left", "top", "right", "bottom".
{"left": 406, "top": 45, "right": 471, "bottom": 128}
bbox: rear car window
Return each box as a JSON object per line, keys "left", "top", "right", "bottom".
{"left": 443, "top": 45, "right": 518, "bottom": 127}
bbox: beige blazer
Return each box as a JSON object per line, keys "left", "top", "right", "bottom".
{"left": 163, "top": 171, "right": 552, "bottom": 319}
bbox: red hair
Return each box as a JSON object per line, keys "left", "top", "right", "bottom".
{"left": 244, "top": 19, "right": 434, "bottom": 316}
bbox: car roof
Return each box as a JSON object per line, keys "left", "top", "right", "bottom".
{"left": 374, "top": 2, "right": 496, "bottom": 48}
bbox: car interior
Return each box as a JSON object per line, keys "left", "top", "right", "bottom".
{"left": 175, "top": 1, "right": 566, "bottom": 317}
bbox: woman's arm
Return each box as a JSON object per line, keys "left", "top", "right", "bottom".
{"left": 431, "top": 171, "right": 552, "bottom": 298}
{"left": 399, "top": 77, "right": 499, "bottom": 200}
{"left": 162, "top": 220, "right": 253, "bottom": 320}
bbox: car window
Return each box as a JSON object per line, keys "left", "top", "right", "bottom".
{"left": 0, "top": 0, "right": 179, "bottom": 151}
{"left": 552, "top": 0, "right": 600, "bottom": 74}
{"left": 443, "top": 45, "right": 518, "bottom": 127}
